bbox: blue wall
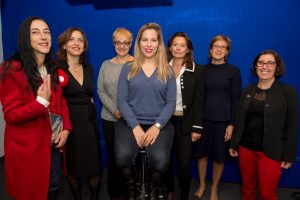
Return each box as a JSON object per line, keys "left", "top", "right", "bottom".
{"left": 2, "top": 0, "right": 300, "bottom": 188}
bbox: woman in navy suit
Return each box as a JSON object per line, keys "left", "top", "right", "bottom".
{"left": 230, "top": 50, "right": 299, "bottom": 200}
{"left": 193, "top": 35, "right": 241, "bottom": 200}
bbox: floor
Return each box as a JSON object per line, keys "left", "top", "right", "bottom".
{"left": 1, "top": 157, "right": 299, "bottom": 200}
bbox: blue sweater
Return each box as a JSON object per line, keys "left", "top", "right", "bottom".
{"left": 117, "top": 63, "right": 176, "bottom": 129}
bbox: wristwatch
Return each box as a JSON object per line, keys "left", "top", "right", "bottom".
{"left": 155, "top": 122, "right": 161, "bottom": 129}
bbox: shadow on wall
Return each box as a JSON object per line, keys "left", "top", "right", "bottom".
{"left": 65, "top": 0, "right": 173, "bottom": 9}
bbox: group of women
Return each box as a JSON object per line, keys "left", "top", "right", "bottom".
{"left": 0, "top": 16, "right": 298, "bottom": 200}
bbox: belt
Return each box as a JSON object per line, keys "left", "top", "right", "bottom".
{"left": 174, "top": 111, "right": 183, "bottom": 116}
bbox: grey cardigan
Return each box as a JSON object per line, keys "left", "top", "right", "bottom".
{"left": 97, "top": 60, "right": 124, "bottom": 122}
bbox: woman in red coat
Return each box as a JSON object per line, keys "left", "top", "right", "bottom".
{"left": 0, "top": 17, "right": 71, "bottom": 200}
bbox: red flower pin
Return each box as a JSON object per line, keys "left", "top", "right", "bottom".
{"left": 57, "top": 68, "right": 69, "bottom": 87}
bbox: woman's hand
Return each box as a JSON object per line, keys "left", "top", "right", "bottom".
{"left": 54, "top": 130, "right": 70, "bottom": 149}
{"left": 143, "top": 125, "right": 160, "bottom": 146}
{"left": 133, "top": 125, "right": 145, "bottom": 147}
{"left": 281, "top": 161, "right": 293, "bottom": 169}
{"left": 114, "top": 110, "right": 121, "bottom": 119}
{"left": 37, "top": 74, "right": 52, "bottom": 101}
{"left": 191, "top": 132, "right": 201, "bottom": 142}
{"left": 229, "top": 148, "right": 238, "bottom": 157}
{"left": 224, "top": 125, "right": 233, "bottom": 141}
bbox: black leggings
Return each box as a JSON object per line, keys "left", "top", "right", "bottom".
{"left": 67, "top": 174, "right": 101, "bottom": 200}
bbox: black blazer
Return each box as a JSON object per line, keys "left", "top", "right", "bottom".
{"left": 180, "top": 63, "right": 205, "bottom": 134}
{"left": 231, "top": 80, "right": 299, "bottom": 162}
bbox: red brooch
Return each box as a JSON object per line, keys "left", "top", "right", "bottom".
{"left": 57, "top": 68, "right": 69, "bottom": 87}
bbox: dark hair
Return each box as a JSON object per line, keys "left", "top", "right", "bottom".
{"left": 208, "top": 34, "right": 231, "bottom": 61}
{"left": 167, "top": 32, "right": 194, "bottom": 67}
{"left": 251, "top": 49, "right": 285, "bottom": 78}
{"left": 57, "top": 27, "right": 88, "bottom": 65}
{"left": 0, "top": 16, "right": 57, "bottom": 92}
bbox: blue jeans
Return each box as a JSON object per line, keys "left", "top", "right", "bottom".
{"left": 48, "top": 147, "right": 62, "bottom": 200}
{"left": 114, "top": 119, "right": 174, "bottom": 173}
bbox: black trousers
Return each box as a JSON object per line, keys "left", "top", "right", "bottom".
{"left": 101, "top": 118, "right": 123, "bottom": 199}
{"left": 114, "top": 119, "right": 174, "bottom": 173}
{"left": 165, "top": 115, "right": 193, "bottom": 200}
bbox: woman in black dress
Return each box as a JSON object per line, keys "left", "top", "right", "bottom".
{"left": 56, "top": 27, "right": 102, "bottom": 200}
{"left": 193, "top": 35, "right": 241, "bottom": 200}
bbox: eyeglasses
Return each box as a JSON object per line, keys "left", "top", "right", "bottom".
{"left": 68, "top": 38, "right": 84, "bottom": 44}
{"left": 212, "top": 45, "right": 227, "bottom": 50}
{"left": 257, "top": 61, "right": 276, "bottom": 68}
{"left": 114, "top": 41, "right": 131, "bottom": 47}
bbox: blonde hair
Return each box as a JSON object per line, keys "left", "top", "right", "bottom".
{"left": 112, "top": 27, "right": 133, "bottom": 42}
{"left": 209, "top": 34, "right": 232, "bottom": 61}
{"left": 128, "top": 23, "right": 171, "bottom": 82}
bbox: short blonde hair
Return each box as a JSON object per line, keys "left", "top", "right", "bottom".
{"left": 112, "top": 27, "right": 133, "bottom": 42}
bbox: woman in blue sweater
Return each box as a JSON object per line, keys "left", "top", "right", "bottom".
{"left": 115, "top": 23, "right": 176, "bottom": 200}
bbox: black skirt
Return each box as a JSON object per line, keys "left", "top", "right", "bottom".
{"left": 193, "top": 120, "right": 230, "bottom": 163}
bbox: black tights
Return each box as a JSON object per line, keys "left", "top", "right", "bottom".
{"left": 68, "top": 174, "right": 101, "bottom": 200}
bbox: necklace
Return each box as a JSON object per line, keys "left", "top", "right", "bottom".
{"left": 115, "top": 56, "right": 130, "bottom": 64}
{"left": 69, "top": 64, "right": 82, "bottom": 74}
{"left": 172, "top": 64, "right": 184, "bottom": 78}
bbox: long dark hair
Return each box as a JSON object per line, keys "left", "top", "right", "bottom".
{"left": 167, "top": 32, "right": 194, "bottom": 67}
{"left": 0, "top": 16, "right": 57, "bottom": 93}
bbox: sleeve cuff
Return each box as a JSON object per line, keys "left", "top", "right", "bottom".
{"left": 36, "top": 96, "right": 50, "bottom": 108}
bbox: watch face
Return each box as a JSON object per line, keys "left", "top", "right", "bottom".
{"left": 155, "top": 123, "right": 161, "bottom": 129}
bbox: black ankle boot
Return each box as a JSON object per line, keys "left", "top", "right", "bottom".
{"left": 149, "top": 171, "right": 164, "bottom": 200}
{"left": 121, "top": 167, "right": 137, "bottom": 200}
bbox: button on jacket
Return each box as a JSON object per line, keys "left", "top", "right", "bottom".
{"left": 179, "top": 63, "right": 205, "bottom": 134}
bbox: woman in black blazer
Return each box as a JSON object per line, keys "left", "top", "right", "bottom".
{"left": 164, "top": 32, "right": 204, "bottom": 200}
{"left": 230, "top": 50, "right": 299, "bottom": 200}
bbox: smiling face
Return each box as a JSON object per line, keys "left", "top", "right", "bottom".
{"left": 210, "top": 39, "right": 228, "bottom": 64}
{"left": 30, "top": 19, "right": 51, "bottom": 58}
{"left": 139, "top": 29, "right": 159, "bottom": 59}
{"left": 256, "top": 53, "right": 276, "bottom": 83}
{"left": 64, "top": 30, "right": 85, "bottom": 58}
{"left": 170, "top": 36, "right": 188, "bottom": 60}
{"left": 113, "top": 33, "right": 132, "bottom": 57}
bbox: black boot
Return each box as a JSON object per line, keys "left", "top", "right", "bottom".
{"left": 149, "top": 171, "right": 164, "bottom": 200}
{"left": 121, "top": 167, "right": 137, "bottom": 200}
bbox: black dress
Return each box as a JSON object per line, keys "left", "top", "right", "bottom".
{"left": 193, "top": 63, "right": 241, "bottom": 162}
{"left": 60, "top": 61, "right": 102, "bottom": 178}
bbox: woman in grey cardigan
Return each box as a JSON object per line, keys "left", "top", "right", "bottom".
{"left": 97, "top": 27, "right": 134, "bottom": 199}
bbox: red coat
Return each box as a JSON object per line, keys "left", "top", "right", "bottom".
{"left": 0, "top": 61, "right": 71, "bottom": 200}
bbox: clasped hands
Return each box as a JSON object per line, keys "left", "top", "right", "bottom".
{"left": 133, "top": 125, "right": 160, "bottom": 147}
{"left": 37, "top": 74, "right": 52, "bottom": 101}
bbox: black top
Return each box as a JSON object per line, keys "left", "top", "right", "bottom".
{"left": 203, "top": 63, "right": 241, "bottom": 123}
{"left": 240, "top": 87, "right": 267, "bottom": 151}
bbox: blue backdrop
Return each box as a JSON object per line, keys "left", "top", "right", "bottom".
{"left": 1, "top": 0, "right": 300, "bottom": 188}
